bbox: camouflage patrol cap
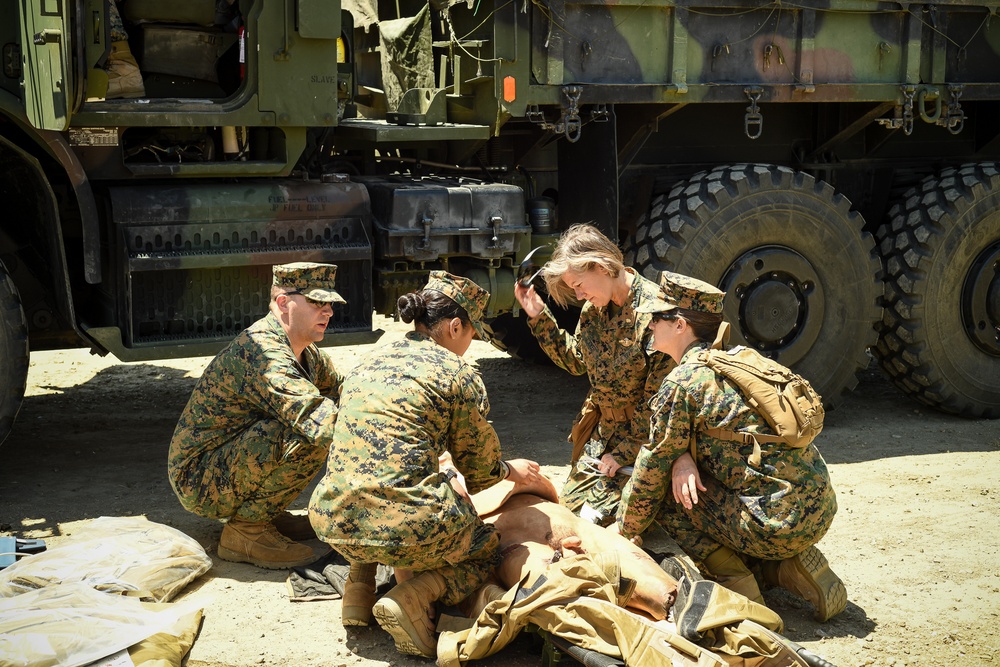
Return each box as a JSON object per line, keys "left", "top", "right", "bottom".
{"left": 636, "top": 270, "right": 725, "bottom": 315}
{"left": 272, "top": 262, "right": 346, "bottom": 304}
{"left": 424, "top": 270, "right": 491, "bottom": 341}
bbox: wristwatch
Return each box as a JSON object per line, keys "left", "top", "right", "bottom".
{"left": 443, "top": 469, "right": 458, "bottom": 483}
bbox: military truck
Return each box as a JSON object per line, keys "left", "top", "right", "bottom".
{"left": 3, "top": 0, "right": 998, "bottom": 444}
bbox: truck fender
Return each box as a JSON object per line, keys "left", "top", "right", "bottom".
{"left": 0, "top": 132, "right": 81, "bottom": 337}
{"left": 36, "top": 129, "right": 102, "bottom": 284}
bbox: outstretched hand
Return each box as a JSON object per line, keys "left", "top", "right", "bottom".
{"left": 505, "top": 458, "right": 541, "bottom": 484}
{"left": 671, "top": 452, "right": 706, "bottom": 510}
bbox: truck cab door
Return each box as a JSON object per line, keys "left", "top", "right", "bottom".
{"left": 19, "top": 0, "right": 74, "bottom": 130}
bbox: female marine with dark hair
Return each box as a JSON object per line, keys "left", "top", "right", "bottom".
{"left": 309, "top": 271, "right": 540, "bottom": 658}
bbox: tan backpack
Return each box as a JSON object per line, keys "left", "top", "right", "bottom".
{"left": 695, "top": 346, "right": 825, "bottom": 449}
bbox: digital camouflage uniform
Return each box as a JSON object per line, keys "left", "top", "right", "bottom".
{"left": 529, "top": 268, "right": 673, "bottom": 524}
{"left": 108, "top": 1, "right": 128, "bottom": 41}
{"left": 618, "top": 271, "right": 837, "bottom": 565}
{"left": 168, "top": 266, "right": 344, "bottom": 524}
{"left": 309, "top": 274, "right": 505, "bottom": 606}
{"left": 619, "top": 342, "right": 837, "bottom": 563}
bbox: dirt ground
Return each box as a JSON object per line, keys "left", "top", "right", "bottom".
{"left": 2, "top": 315, "right": 999, "bottom": 667}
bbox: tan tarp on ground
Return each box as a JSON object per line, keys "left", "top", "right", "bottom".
{"left": 450, "top": 481, "right": 804, "bottom": 667}
{"left": 437, "top": 553, "right": 804, "bottom": 667}
{"left": 437, "top": 555, "right": 725, "bottom": 667}
{"left": 0, "top": 582, "right": 202, "bottom": 667}
{"left": 0, "top": 516, "right": 212, "bottom": 602}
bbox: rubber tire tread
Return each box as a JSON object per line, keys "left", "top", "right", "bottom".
{"left": 0, "top": 259, "right": 28, "bottom": 446}
{"left": 874, "top": 162, "right": 1000, "bottom": 418}
{"left": 623, "top": 163, "right": 881, "bottom": 406}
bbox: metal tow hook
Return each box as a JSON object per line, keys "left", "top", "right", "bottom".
{"left": 744, "top": 87, "right": 764, "bottom": 140}
{"left": 901, "top": 85, "right": 916, "bottom": 136}
{"left": 524, "top": 86, "right": 585, "bottom": 142}
{"left": 917, "top": 87, "right": 942, "bottom": 124}
{"left": 562, "top": 85, "right": 583, "bottom": 143}
{"left": 944, "top": 84, "right": 965, "bottom": 135}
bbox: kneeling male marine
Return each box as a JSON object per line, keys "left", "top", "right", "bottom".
{"left": 168, "top": 262, "right": 346, "bottom": 570}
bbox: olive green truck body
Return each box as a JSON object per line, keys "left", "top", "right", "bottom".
{"left": 1, "top": 0, "right": 998, "bottom": 442}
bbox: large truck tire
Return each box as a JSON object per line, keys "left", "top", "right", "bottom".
{"left": 623, "top": 164, "right": 881, "bottom": 406}
{"left": 874, "top": 163, "right": 1000, "bottom": 418}
{"left": 0, "top": 260, "right": 29, "bottom": 445}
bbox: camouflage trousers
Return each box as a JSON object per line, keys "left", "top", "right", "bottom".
{"left": 559, "top": 439, "right": 629, "bottom": 527}
{"left": 109, "top": 1, "right": 128, "bottom": 42}
{"left": 655, "top": 474, "right": 837, "bottom": 564}
{"left": 333, "top": 522, "right": 500, "bottom": 607}
{"left": 169, "top": 419, "right": 326, "bottom": 524}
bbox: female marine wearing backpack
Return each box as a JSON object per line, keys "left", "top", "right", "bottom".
{"left": 614, "top": 271, "right": 847, "bottom": 623}
{"left": 513, "top": 224, "right": 674, "bottom": 526}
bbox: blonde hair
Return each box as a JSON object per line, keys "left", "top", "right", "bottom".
{"left": 542, "top": 224, "right": 624, "bottom": 307}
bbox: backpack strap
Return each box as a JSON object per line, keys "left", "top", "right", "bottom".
{"left": 703, "top": 427, "right": 784, "bottom": 468}
{"left": 704, "top": 427, "right": 785, "bottom": 446}
{"left": 710, "top": 321, "right": 730, "bottom": 350}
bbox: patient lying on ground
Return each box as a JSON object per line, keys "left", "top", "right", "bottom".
{"left": 470, "top": 475, "right": 677, "bottom": 621}
{"left": 442, "top": 476, "right": 800, "bottom": 667}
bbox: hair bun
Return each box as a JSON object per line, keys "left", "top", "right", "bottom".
{"left": 397, "top": 292, "right": 428, "bottom": 323}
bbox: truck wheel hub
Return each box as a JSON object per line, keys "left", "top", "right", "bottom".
{"left": 721, "top": 246, "right": 822, "bottom": 363}
{"left": 962, "top": 241, "right": 1000, "bottom": 357}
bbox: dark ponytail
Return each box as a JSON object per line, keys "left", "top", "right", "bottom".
{"left": 675, "top": 308, "right": 724, "bottom": 342}
{"left": 398, "top": 289, "right": 470, "bottom": 330}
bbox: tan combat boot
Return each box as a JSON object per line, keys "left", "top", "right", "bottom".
{"left": 458, "top": 581, "right": 506, "bottom": 620}
{"left": 372, "top": 570, "right": 446, "bottom": 657}
{"left": 272, "top": 510, "right": 316, "bottom": 541}
{"left": 342, "top": 562, "right": 379, "bottom": 627}
{"left": 764, "top": 545, "right": 847, "bottom": 622}
{"left": 218, "top": 517, "right": 315, "bottom": 569}
{"left": 106, "top": 41, "right": 145, "bottom": 99}
{"left": 702, "top": 546, "right": 765, "bottom": 605}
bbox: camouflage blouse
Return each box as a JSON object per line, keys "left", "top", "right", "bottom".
{"left": 168, "top": 312, "right": 343, "bottom": 476}
{"left": 529, "top": 269, "right": 674, "bottom": 465}
{"left": 309, "top": 331, "right": 506, "bottom": 548}
{"left": 618, "top": 341, "right": 837, "bottom": 538}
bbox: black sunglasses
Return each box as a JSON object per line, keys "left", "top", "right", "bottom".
{"left": 650, "top": 311, "right": 678, "bottom": 323}
{"left": 285, "top": 291, "right": 328, "bottom": 308}
{"left": 517, "top": 245, "right": 549, "bottom": 288}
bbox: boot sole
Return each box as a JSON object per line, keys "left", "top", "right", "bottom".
{"left": 217, "top": 545, "right": 315, "bottom": 570}
{"left": 659, "top": 554, "right": 704, "bottom": 585}
{"left": 341, "top": 602, "right": 373, "bottom": 627}
{"left": 341, "top": 615, "right": 370, "bottom": 627}
{"left": 780, "top": 546, "right": 847, "bottom": 622}
{"left": 372, "top": 597, "right": 436, "bottom": 658}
